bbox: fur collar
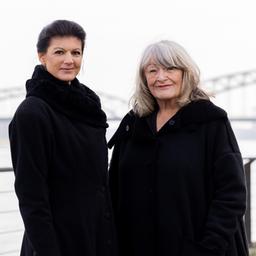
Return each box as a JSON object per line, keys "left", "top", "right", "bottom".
{"left": 26, "top": 65, "right": 108, "bottom": 128}
{"left": 108, "top": 100, "right": 227, "bottom": 148}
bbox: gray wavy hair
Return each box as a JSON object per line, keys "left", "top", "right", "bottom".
{"left": 130, "top": 40, "right": 210, "bottom": 117}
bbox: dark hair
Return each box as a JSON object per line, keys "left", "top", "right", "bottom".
{"left": 37, "top": 19, "right": 86, "bottom": 53}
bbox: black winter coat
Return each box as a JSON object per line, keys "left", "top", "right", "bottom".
{"left": 108, "top": 100, "right": 248, "bottom": 256}
{"left": 9, "top": 65, "right": 117, "bottom": 256}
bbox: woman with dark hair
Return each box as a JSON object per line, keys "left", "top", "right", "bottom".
{"left": 108, "top": 40, "right": 248, "bottom": 256}
{"left": 9, "top": 20, "right": 117, "bottom": 256}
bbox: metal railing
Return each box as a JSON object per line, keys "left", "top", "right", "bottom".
{"left": 0, "top": 168, "right": 21, "bottom": 255}
{"left": 0, "top": 168, "right": 12, "bottom": 173}
{"left": 244, "top": 158, "right": 256, "bottom": 246}
{"left": 0, "top": 159, "right": 256, "bottom": 254}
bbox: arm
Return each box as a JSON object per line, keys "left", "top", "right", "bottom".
{"left": 108, "top": 110, "right": 135, "bottom": 217}
{"left": 182, "top": 119, "right": 248, "bottom": 256}
{"left": 9, "top": 101, "right": 61, "bottom": 256}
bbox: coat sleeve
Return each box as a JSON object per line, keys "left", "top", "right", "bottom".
{"left": 108, "top": 111, "right": 134, "bottom": 216}
{"left": 182, "top": 119, "right": 248, "bottom": 256}
{"left": 108, "top": 142, "right": 121, "bottom": 222}
{"left": 9, "top": 101, "right": 62, "bottom": 256}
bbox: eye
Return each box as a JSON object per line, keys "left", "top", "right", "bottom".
{"left": 72, "top": 51, "right": 82, "bottom": 56}
{"left": 145, "top": 67, "right": 158, "bottom": 74}
{"left": 54, "top": 50, "right": 64, "bottom": 55}
{"left": 167, "top": 66, "right": 177, "bottom": 71}
{"left": 149, "top": 68, "right": 157, "bottom": 73}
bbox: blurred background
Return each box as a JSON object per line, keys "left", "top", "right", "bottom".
{"left": 1, "top": 0, "right": 256, "bottom": 255}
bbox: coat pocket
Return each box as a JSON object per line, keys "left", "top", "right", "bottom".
{"left": 233, "top": 218, "right": 249, "bottom": 256}
{"left": 181, "top": 238, "right": 224, "bottom": 256}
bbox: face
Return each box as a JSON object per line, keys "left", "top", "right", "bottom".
{"left": 38, "top": 36, "right": 83, "bottom": 82}
{"left": 144, "top": 61, "right": 183, "bottom": 105}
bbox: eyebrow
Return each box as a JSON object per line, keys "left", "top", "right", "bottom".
{"left": 52, "top": 47, "right": 82, "bottom": 51}
{"left": 145, "top": 64, "right": 157, "bottom": 68}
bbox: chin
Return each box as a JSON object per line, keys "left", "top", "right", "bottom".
{"left": 156, "top": 95, "right": 176, "bottom": 100}
{"left": 59, "top": 75, "right": 76, "bottom": 82}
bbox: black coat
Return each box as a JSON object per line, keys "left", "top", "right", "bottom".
{"left": 108, "top": 100, "right": 248, "bottom": 256}
{"left": 9, "top": 65, "right": 117, "bottom": 256}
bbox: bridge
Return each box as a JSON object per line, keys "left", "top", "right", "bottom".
{"left": 0, "top": 87, "right": 128, "bottom": 121}
{"left": 203, "top": 69, "right": 256, "bottom": 94}
{"left": 1, "top": 69, "right": 256, "bottom": 121}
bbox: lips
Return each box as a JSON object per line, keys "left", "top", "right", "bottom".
{"left": 156, "top": 84, "right": 174, "bottom": 88}
{"left": 60, "top": 68, "right": 75, "bottom": 73}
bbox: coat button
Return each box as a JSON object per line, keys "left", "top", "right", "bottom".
{"left": 169, "top": 120, "right": 175, "bottom": 126}
{"left": 98, "top": 185, "right": 106, "bottom": 196}
{"left": 107, "top": 239, "right": 112, "bottom": 245}
{"left": 125, "top": 125, "right": 129, "bottom": 131}
{"left": 104, "top": 211, "right": 111, "bottom": 219}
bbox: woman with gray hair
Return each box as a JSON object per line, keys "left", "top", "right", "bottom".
{"left": 108, "top": 40, "right": 248, "bottom": 256}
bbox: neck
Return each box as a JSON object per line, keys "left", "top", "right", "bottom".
{"left": 156, "top": 100, "right": 180, "bottom": 131}
{"left": 157, "top": 99, "right": 179, "bottom": 114}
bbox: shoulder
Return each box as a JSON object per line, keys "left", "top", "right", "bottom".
{"left": 180, "top": 100, "right": 228, "bottom": 125}
{"left": 10, "top": 96, "right": 52, "bottom": 127}
{"left": 180, "top": 101, "right": 241, "bottom": 154}
{"left": 17, "top": 96, "right": 49, "bottom": 112}
{"left": 181, "top": 100, "right": 232, "bottom": 137}
{"left": 108, "top": 110, "right": 136, "bottom": 148}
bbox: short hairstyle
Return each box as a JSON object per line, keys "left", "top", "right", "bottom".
{"left": 37, "top": 20, "right": 86, "bottom": 53}
{"left": 131, "top": 40, "right": 210, "bottom": 117}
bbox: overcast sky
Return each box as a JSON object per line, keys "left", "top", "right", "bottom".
{"left": 0, "top": 0, "right": 255, "bottom": 116}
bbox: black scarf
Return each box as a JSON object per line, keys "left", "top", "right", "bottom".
{"left": 26, "top": 65, "right": 108, "bottom": 128}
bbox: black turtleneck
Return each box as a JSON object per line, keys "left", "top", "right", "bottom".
{"left": 26, "top": 65, "right": 107, "bottom": 128}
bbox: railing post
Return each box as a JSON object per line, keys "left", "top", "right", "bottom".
{"left": 244, "top": 158, "right": 255, "bottom": 246}
{"left": 0, "top": 167, "right": 13, "bottom": 172}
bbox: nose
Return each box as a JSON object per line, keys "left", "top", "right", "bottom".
{"left": 156, "top": 68, "right": 168, "bottom": 81}
{"left": 64, "top": 52, "right": 74, "bottom": 64}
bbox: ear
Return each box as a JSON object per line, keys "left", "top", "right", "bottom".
{"left": 38, "top": 53, "right": 46, "bottom": 65}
